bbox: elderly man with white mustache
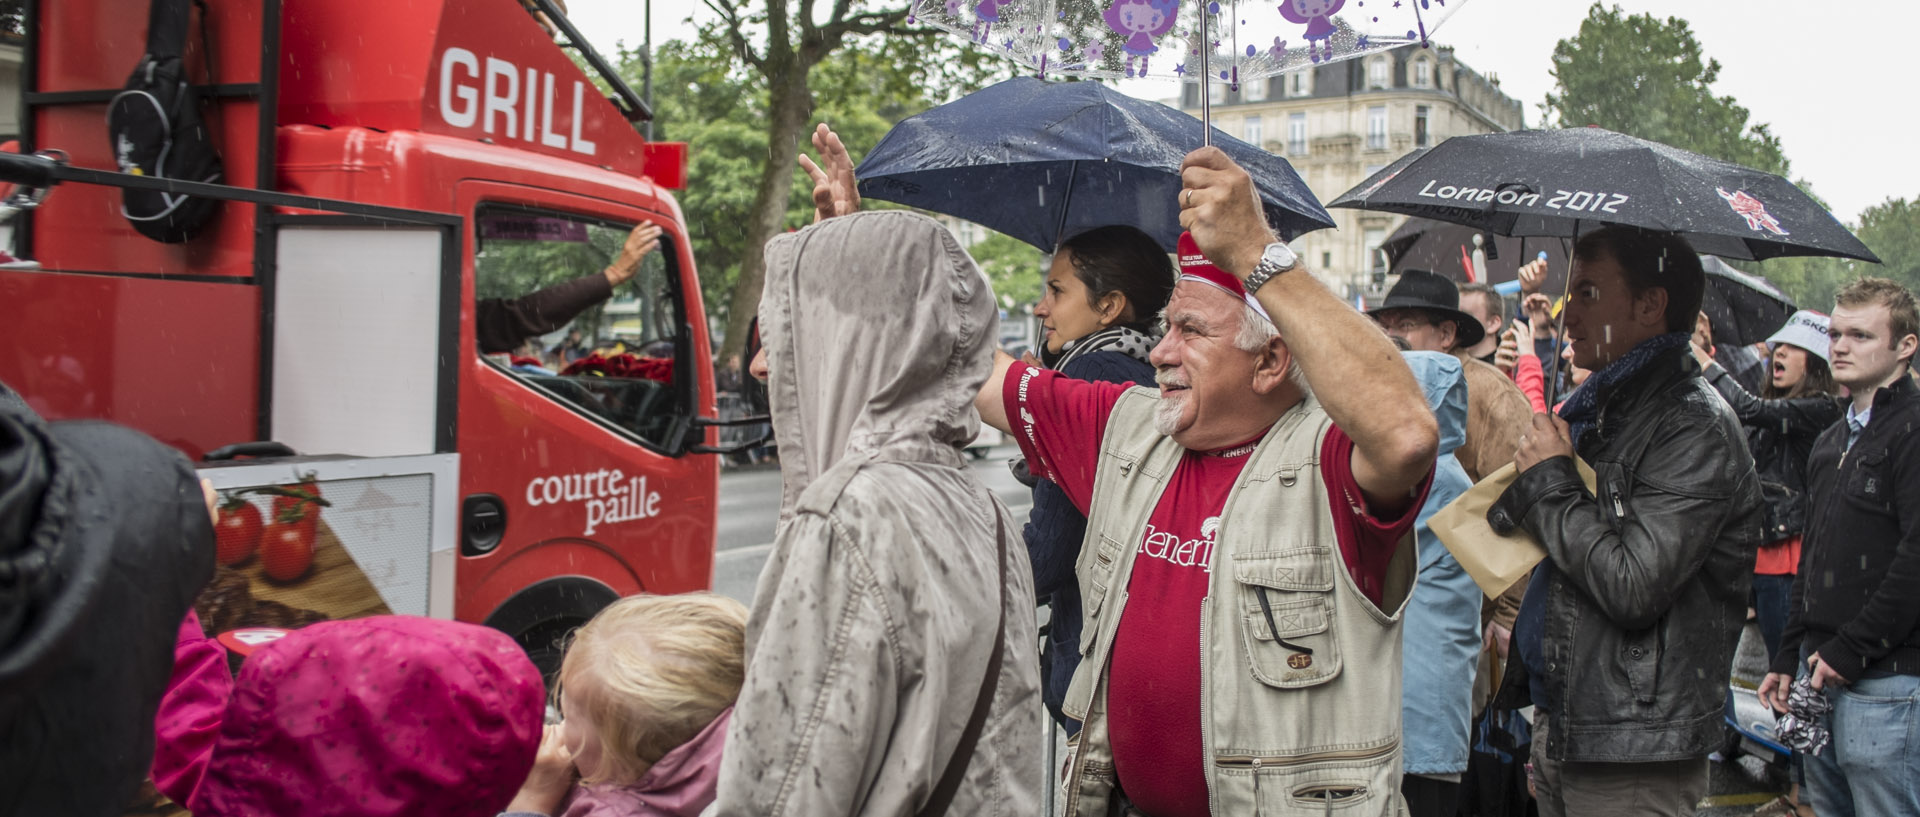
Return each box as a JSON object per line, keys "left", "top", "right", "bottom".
{"left": 971, "top": 146, "right": 1439, "bottom": 817}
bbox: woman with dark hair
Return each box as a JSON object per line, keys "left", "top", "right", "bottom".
{"left": 1692, "top": 310, "right": 1842, "bottom": 663}
{"left": 1020, "top": 224, "right": 1173, "bottom": 735}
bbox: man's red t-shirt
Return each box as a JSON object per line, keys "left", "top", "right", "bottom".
{"left": 1004, "top": 363, "right": 1426, "bottom": 817}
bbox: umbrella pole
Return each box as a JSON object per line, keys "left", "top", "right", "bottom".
{"left": 1546, "top": 224, "right": 1577, "bottom": 401}
{"left": 1052, "top": 161, "right": 1078, "bottom": 250}
{"left": 1199, "top": 8, "right": 1211, "bottom": 146}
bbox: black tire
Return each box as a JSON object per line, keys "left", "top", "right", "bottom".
{"left": 516, "top": 617, "right": 586, "bottom": 689}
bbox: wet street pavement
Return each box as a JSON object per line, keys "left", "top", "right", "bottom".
{"left": 714, "top": 446, "right": 1794, "bottom": 816}
{"left": 711, "top": 443, "right": 1033, "bottom": 605}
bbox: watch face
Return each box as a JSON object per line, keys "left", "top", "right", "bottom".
{"left": 1263, "top": 243, "right": 1298, "bottom": 269}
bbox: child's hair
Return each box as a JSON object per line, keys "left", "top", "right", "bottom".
{"left": 558, "top": 592, "right": 749, "bottom": 784}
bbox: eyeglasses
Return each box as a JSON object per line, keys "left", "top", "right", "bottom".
{"left": 1381, "top": 317, "right": 1432, "bottom": 335}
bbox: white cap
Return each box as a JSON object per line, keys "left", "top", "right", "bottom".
{"left": 1766, "top": 310, "right": 1831, "bottom": 363}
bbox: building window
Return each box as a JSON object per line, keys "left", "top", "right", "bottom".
{"left": 1243, "top": 78, "right": 1268, "bottom": 102}
{"left": 1364, "top": 228, "right": 1387, "bottom": 274}
{"left": 1367, "top": 57, "right": 1389, "bottom": 90}
{"left": 1209, "top": 81, "right": 1226, "bottom": 105}
{"left": 1413, "top": 59, "right": 1432, "bottom": 89}
{"left": 1367, "top": 105, "right": 1387, "bottom": 150}
{"left": 1321, "top": 251, "right": 1332, "bottom": 269}
{"left": 1288, "top": 112, "right": 1307, "bottom": 156}
{"left": 1244, "top": 115, "right": 1262, "bottom": 147}
{"left": 1289, "top": 70, "right": 1312, "bottom": 97}
{"left": 1415, "top": 105, "right": 1430, "bottom": 148}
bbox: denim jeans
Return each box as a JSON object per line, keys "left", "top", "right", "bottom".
{"left": 1799, "top": 667, "right": 1920, "bottom": 817}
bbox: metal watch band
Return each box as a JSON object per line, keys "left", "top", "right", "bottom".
{"left": 1245, "top": 258, "right": 1287, "bottom": 294}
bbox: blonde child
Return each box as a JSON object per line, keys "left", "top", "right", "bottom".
{"left": 504, "top": 592, "right": 748, "bottom": 817}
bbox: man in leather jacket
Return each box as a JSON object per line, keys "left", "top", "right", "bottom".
{"left": 1488, "top": 227, "right": 1763, "bottom": 817}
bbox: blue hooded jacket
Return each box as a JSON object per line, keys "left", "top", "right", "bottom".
{"left": 1397, "top": 352, "right": 1481, "bottom": 777}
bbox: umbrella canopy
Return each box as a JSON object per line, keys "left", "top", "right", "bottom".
{"left": 1700, "top": 255, "right": 1796, "bottom": 347}
{"left": 855, "top": 76, "right": 1333, "bottom": 252}
{"left": 1382, "top": 216, "right": 1571, "bottom": 292}
{"left": 905, "top": 0, "right": 1470, "bottom": 85}
{"left": 1330, "top": 128, "right": 1881, "bottom": 263}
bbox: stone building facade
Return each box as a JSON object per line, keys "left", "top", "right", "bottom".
{"left": 1180, "top": 44, "right": 1524, "bottom": 303}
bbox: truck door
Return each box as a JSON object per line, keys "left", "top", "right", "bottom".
{"left": 453, "top": 182, "right": 716, "bottom": 673}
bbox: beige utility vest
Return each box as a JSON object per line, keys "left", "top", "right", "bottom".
{"left": 1061, "top": 388, "right": 1416, "bottom": 817}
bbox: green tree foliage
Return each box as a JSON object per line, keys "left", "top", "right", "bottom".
{"left": 1544, "top": 3, "right": 1789, "bottom": 177}
{"left": 1757, "top": 196, "right": 1920, "bottom": 311}
{"left": 622, "top": 19, "right": 1007, "bottom": 365}
{"left": 967, "top": 232, "right": 1047, "bottom": 307}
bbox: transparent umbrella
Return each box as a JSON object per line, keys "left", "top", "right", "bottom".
{"left": 909, "top": 0, "right": 1471, "bottom": 131}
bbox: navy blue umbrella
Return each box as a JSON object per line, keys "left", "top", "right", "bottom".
{"left": 854, "top": 77, "right": 1333, "bottom": 253}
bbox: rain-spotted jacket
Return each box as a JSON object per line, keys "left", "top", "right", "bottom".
{"left": 709, "top": 211, "right": 1044, "bottom": 817}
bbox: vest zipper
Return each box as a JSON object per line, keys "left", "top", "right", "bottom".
{"left": 1216, "top": 745, "right": 1393, "bottom": 813}
{"left": 1213, "top": 741, "right": 1399, "bottom": 768}
{"left": 1251, "top": 757, "right": 1263, "bottom": 816}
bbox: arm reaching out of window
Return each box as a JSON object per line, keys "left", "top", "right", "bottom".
{"left": 605, "top": 222, "right": 663, "bottom": 287}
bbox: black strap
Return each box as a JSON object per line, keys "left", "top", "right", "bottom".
{"left": 922, "top": 506, "right": 1008, "bottom": 816}
{"left": 1254, "top": 585, "right": 1314, "bottom": 656}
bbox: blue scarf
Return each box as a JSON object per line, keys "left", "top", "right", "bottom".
{"left": 1556, "top": 332, "right": 1691, "bottom": 445}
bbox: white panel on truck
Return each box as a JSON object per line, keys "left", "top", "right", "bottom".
{"left": 272, "top": 226, "right": 443, "bottom": 457}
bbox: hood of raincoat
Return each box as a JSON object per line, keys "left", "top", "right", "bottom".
{"left": 0, "top": 395, "right": 214, "bottom": 817}
{"left": 1403, "top": 352, "right": 1468, "bottom": 452}
{"left": 759, "top": 210, "right": 998, "bottom": 518}
{"left": 560, "top": 707, "right": 732, "bottom": 817}
{"left": 188, "top": 616, "right": 545, "bottom": 817}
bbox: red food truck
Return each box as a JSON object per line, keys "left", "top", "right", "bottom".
{"left": 0, "top": 0, "right": 748, "bottom": 680}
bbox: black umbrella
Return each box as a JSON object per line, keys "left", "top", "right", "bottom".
{"left": 1381, "top": 216, "right": 1572, "bottom": 292}
{"left": 1331, "top": 128, "right": 1880, "bottom": 263}
{"left": 855, "top": 77, "right": 1333, "bottom": 253}
{"left": 1700, "top": 256, "right": 1797, "bottom": 347}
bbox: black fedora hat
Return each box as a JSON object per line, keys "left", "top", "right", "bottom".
{"left": 1367, "top": 269, "right": 1486, "bottom": 350}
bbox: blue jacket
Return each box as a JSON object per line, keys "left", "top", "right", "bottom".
{"left": 1026, "top": 350, "right": 1153, "bottom": 734}
{"left": 1398, "top": 351, "right": 1480, "bottom": 776}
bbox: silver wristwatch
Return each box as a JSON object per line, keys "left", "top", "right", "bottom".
{"left": 1244, "top": 242, "right": 1299, "bottom": 294}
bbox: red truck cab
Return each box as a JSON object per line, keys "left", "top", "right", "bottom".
{"left": 0, "top": 0, "right": 729, "bottom": 674}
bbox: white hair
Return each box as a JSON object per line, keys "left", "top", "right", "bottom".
{"left": 1230, "top": 304, "right": 1310, "bottom": 395}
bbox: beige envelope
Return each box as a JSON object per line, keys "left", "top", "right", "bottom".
{"left": 1432, "top": 458, "right": 1598, "bottom": 600}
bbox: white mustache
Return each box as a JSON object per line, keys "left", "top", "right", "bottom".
{"left": 1156, "top": 368, "right": 1188, "bottom": 389}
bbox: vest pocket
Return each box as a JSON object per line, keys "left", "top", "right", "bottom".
{"left": 1240, "top": 594, "right": 1342, "bottom": 688}
{"left": 1235, "top": 549, "right": 1342, "bottom": 688}
{"left": 1078, "top": 535, "right": 1126, "bottom": 657}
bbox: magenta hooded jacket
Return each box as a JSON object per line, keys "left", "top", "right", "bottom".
{"left": 152, "top": 613, "right": 545, "bottom": 817}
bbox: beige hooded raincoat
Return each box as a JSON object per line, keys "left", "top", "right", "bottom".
{"left": 709, "top": 211, "right": 1045, "bottom": 817}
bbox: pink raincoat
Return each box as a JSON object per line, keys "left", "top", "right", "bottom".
{"left": 153, "top": 614, "right": 545, "bottom": 817}
{"left": 554, "top": 708, "right": 733, "bottom": 817}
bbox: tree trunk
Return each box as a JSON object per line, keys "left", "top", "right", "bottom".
{"left": 717, "top": 66, "right": 814, "bottom": 372}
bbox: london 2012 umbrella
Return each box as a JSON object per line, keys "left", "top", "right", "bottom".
{"left": 1329, "top": 127, "right": 1880, "bottom": 263}
{"left": 906, "top": 0, "right": 1473, "bottom": 136}
{"left": 854, "top": 76, "right": 1332, "bottom": 253}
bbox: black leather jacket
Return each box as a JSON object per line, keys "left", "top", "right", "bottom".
{"left": 1702, "top": 363, "right": 1843, "bottom": 544}
{"left": 1490, "top": 350, "right": 1763, "bottom": 762}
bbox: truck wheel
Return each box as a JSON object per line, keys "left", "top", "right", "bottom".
{"left": 515, "top": 617, "right": 586, "bottom": 687}
{"left": 483, "top": 576, "right": 621, "bottom": 689}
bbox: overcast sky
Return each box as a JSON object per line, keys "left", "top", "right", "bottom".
{"left": 567, "top": 0, "right": 1915, "bottom": 224}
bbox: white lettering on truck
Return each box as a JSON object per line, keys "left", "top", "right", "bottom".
{"left": 524, "top": 469, "right": 661, "bottom": 535}
{"left": 437, "top": 47, "right": 597, "bottom": 156}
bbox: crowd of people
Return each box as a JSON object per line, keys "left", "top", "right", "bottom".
{"left": 3, "top": 121, "right": 1917, "bottom": 817}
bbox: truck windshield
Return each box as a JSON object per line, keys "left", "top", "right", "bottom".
{"left": 473, "top": 206, "right": 686, "bottom": 451}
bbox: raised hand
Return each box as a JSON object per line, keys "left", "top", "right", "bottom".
{"left": 606, "top": 222, "right": 664, "bottom": 287}
{"left": 1178, "top": 146, "right": 1279, "bottom": 278}
{"left": 798, "top": 123, "right": 861, "bottom": 223}
{"left": 1517, "top": 257, "right": 1548, "bottom": 295}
